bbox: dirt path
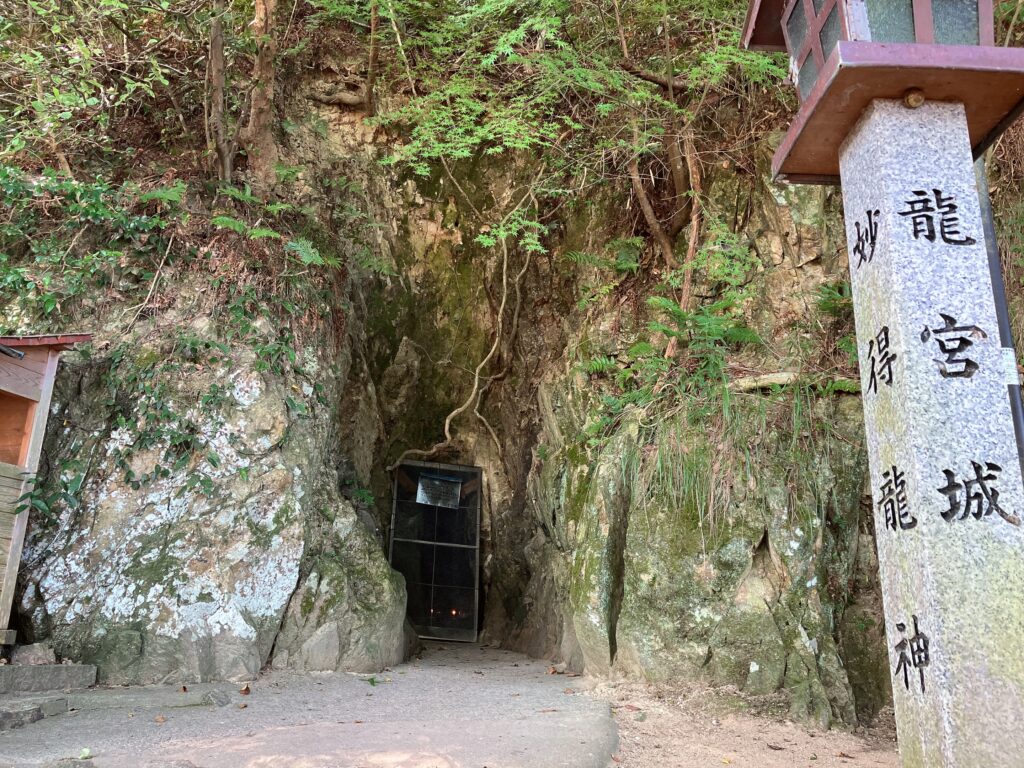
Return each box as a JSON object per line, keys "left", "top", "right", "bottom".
{"left": 0, "top": 643, "right": 901, "bottom": 768}
{"left": 0, "top": 643, "right": 616, "bottom": 768}
{"left": 590, "top": 679, "right": 899, "bottom": 768}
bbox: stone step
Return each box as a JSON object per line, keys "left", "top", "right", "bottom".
{"left": 0, "top": 664, "right": 97, "bottom": 694}
{"left": 0, "top": 695, "right": 68, "bottom": 731}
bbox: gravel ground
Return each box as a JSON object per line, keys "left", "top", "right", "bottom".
{"left": 0, "top": 642, "right": 903, "bottom": 768}
{"left": 0, "top": 643, "right": 616, "bottom": 768}
{"left": 591, "top": 679, "right": 900, "bottom": 768}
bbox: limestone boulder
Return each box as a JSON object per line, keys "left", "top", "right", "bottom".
{"left": 272, "top": 505, "right": 406, "bottom": 673}
{"left": 18, "top": 336, "right": 406, "bottom": 684}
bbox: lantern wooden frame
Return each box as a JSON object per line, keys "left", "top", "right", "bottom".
{"left": 742, "top": 0, "right": 1024, "bottom": 183}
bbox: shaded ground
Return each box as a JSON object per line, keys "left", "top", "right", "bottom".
{"left": 0, "top": 643, "right": 616, "bottom": 768}
{"left": 593, "top": 679, "right": 899, "bottom": 768}
{"left": 0, "top": 643, "right": 901, "bottom": 768}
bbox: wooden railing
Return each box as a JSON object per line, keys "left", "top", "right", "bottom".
{"left": 0, "top": 461, "right": 31, "bottom": 629}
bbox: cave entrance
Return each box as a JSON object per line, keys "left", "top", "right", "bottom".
{"left": 389, "top": 461, "right": 481, "bottom": 642}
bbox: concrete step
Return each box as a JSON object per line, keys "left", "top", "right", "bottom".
{"left": 0, "top": 664, "right": 96, "bottom": 694}
{"left": 0, "top": 695, "right": 68, "bottom": 731}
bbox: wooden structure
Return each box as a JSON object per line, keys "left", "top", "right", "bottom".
{"left": 742, "top": 0, "right": 1024, "bottom": 182}
{"left": 0, "top": 334, "right": 90, "bottom": 644}
{"left": 390, "top": 461, "right": 482, "bottom": 642}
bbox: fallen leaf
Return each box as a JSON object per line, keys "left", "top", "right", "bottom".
{"left": 563, "top": 688, "right": 575, "bottom": 694}
{"left": 611, "top": 757, "right": 622, "bottom": 764}
{"left": 722, "top": 759, "right": 732, "bottom": 765}
{"left": 837, "top": 752, "right": 855, "bottom": 759}
{"left": 539, "top": 707, "right": 559, "bottom": 713}
{"left": 237, "top": 703, "right": 248, "bottom": 709}
{"left": 239, "top": 683, "right": 251, "bottom": 695}
{"left": 354, "top": 720, "right": 364, "bottom": 724}
{"left": 623, "top": 704, "right": 641, "bottom": 712}
{"left": 767, "top": 744, "right": 785, "bottom": 751}
{"left": 154, "top": 715, "right": 167, "bottom": 725}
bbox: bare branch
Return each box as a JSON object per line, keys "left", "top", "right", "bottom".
{"left": 628, "top": 125, "right": 676, "bottom": 268}
{"left": 620, "top": 60, "right": 688, "bottom": 92}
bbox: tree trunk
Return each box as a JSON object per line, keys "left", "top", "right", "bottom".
{"left": 366, "top": 0, "right": 379, "bottom": 117}
{"left": 243, "top": 0, "right": 279, "bottom": 192}
{"left": 209, "top": 0, "right": 232, "bottom": 182}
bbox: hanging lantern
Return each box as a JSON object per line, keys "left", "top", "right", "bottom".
{"left": 742, "top": 0, "right": 1024, "bottom": 182}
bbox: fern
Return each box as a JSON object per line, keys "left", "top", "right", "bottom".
{"left": 582, "top": 355, "right": 617, "bottom": 375}
{"left": 138, "top": 182, "right": 185, "bottom": 205}
{"left": 627, "top": 341, "right": 656, "bottom": 358}
{"left": 247, "top": 227, "right": 281, "bottom": 240}
{"left": 221, "top": 185, "right": 261, "bottom": 205}
{"left": 285, "top": 238, "right": 324, "bottom": 266}
{"left": 212, "top": 215, "right": 247, "bottom": 234}
{"left": 816, "top": 280, "right": 853, "bottom": 318}
{"left": 565, "top": 250, "right": 613, "bottom": 269}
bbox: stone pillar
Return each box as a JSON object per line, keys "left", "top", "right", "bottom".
{"left": 839, "top": 99, "right": 1024, "bottom": 766}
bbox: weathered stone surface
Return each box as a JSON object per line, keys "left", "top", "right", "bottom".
{"left": 0, "top": 701, "right": 42, "bottom": 731}
{"left": 12, "top": 642, "right": 56, "bottom": 665}
{"left": 0, "top": 664, "right": 96, "bottom": 693}
{"left": 272, "top": 504, "right": 406, "bottom": 673}
{"left": 838, "top": 532, "right": 892, "bottom": 723}
{"left": 200, "top": 689, "right": 231, "bottom": 707}
{"left": 524, "top": 352, "right": 874, "bottom": 726}
{"left": 840, "top": 99, "right": 1024, "bottom": 764}
{"left": 34, "top": 696, "right": 70, "bottom": 717}
{"left": 18, "top": 353, "right": 305, "bottom": 684}
{"left": 18, "top": 321, "right": 407, "bottom": 685}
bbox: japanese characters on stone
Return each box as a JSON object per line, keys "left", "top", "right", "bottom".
{"left": 893, "top": 615, "right": 930, "bottom": 694}
{"left": 852, "top": 209, "right": 879, "bottom": 268}
{"left": 879, "top": 465, "right": 915, "bottom": 532}
{"left": 898, "top": 189, "right": 976, "bottom": 246}
{"left": 921, "top": 313, "right": 987, "bottom": 379}
{"left": 865, "top": 325, "right": 897, "bottom": 395}
{"left": 938, "top": 462, "right": 1021, "bottom": 526}
{"left": 857, "top": 191, "right": 1024, "bottom": 528}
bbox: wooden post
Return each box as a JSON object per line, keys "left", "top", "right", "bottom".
{"left": 0, "top": 334, "right": 90, "bottom": 644}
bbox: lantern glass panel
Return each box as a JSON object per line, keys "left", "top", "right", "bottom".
{"left": 819, "top": 5, "right": 842, "bottom": 60}
{"left": 787, "top": 3, "right": 809, "bottom": 52}
{"left": 864, "top": 0, "right": 916, "bottom": 42}
{"left": 798, "top": 54, "right": 819, "bottom": 99}
{"left": 933, "top": 0, "right": 980, "bottom": 45}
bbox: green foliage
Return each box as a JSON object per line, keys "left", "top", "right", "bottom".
{"left": 352, "top": 487, "right": 375, "bottom": 505}
{"left": 363, "top": 0, "right": 785, "bottom": 181}
{"left": 0, "top": 165, "right": 177, "bottom": 331}
{"left": 816, "top": 280, "right": 853, "bottom": 319}
{"left": 212, "top": 215, "right": 249, "bottom": 234}
{"left": 285, "top": 237, "right": 339, "bottom": 268}
{"left": 582, "top": 355, "right": 618, "bottom": 375}
{"left": 17, "top": 472, "right": 84, "bottom": 526}
{"left": 0, "top": 0, "right": 260, "bottom": 167}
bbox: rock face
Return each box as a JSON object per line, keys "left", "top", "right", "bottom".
{"left": 10, "top": 90, "right": 891, "bottom": 727}
{"left": 527, "top": 364, "right": 871, "bottom": 727}
{"left": 272, "top": 509, "right": 407, "bottom": 672}
{"left": 17, "top": 316, "right": 407, "bottom": 684}
{"left": 500, "top": 159, "right": 891, "bottom": 727}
